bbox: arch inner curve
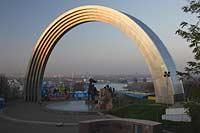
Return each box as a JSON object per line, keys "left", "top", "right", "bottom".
{"left": 24, "top": 5, "right": 184, "bottom": 104}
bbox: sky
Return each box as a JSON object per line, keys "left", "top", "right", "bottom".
{"left": 0, "top": 0, "right": 195, "bottom": 76}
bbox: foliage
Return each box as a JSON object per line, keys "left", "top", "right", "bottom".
{"left": 181, "top": 78, "right": 200, "bottom": 101}
{"left": 108, "top": 97, "right": 198, "bottom": 133}
{"left": 184, "top": 101, "right": 200, "bottom": 132}
{"left": 125, "top": 82, "right": 154, "bottom": 92}
{"left": 176, "top": 0, "right": 200, "bottom": 103}
{"left": 112, "top": 95, "right": 154, "bottom": 109}
{"left": 0, "top": 74, "right": 21, "bottom": 100}
{"left": 0, "top": 74, "right": 10, "bottom": 100}
{"left": 176, "top": 0, "right": 200, "bottom": 75}
{"left": 73, "top": 82, "right": 85, "bottom": 91}
{"left": 176, "top": 3, "right": 200, "bottom": 131}
{"left": 109, "top": 104, "right": 166, "bottom": 121}
{"left": 57, "top": 85, "right": 65, "bottom": 92}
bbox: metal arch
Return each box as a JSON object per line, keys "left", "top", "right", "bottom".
{"left": 24, "top": 5, "right": 184, "bottom": 104}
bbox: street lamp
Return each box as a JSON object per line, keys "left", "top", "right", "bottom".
{"left": 164, "top": 71, "right": 170, "bottom": 104}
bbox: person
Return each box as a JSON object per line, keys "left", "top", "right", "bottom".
{"left": 91, "top": 84, "right": 95, "bottom": 101}
{"left": 94, "top": 86, "right": 98, "bottom": 96}
{"left": 105, "top": 84, "right": 109, "bottom": 89}
{"left": 88, "top": 81, "right": 93, "bottom": 101}
{"left": 112, "top": 88, "right": 115, "bottom": 97}
{"left": 88, "top": 78, "right": 97, "bottom": 101}
{"left": 112, "top": 88, "right": 115, "bottom": 93}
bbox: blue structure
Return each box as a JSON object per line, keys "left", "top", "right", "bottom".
{"left": 125, "top": 93, "right": 147, "bottom": 99}
{"left": 0, "top": 98, "right": 5, "bottom": 110}
{"left": 41, "top": 86, "right": 48, "bottom": 97}
{"left": 73, "top": 91, "right": 88, "bottom": 99}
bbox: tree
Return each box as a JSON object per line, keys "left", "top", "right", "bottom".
{"left": 176, "top": 0, "right": 200, "bottom": 101}
{"left": 73, "top": 82, "right": 85, "bottom": 91}
{"left": 184, "top": 101, "right": 200, "bottom": 132}
{"left": 176, "top": 1, "right": 200, "bottom": 130}
{"left": 0, "top": 74, "right": 10, "bottom": 101}
{"left": 176, "top": 0, "right": 200, "bottom": 76}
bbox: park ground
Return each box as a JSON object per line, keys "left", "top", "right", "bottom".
{"left": 107, "top": 96, "right": 196, "bottom": 133}
{"left": 0, "top": 100, "right": 112, "bottom": 133}
{"left": 0, "top": 97, "right": 198, "bottom": 133}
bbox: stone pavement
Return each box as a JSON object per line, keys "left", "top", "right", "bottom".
{"left": 0, "top": 117, "right": 78, "bottom": 133}
{"left": 0, "top": 100, "right": 112, "bottom": 133}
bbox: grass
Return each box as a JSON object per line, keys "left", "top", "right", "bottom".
{"left": 109, "top": 104, "right": 166, "bottom": 121}
{"left": 108, "top": 95, "right": 167, "bottom": 122}
{"left": 112, "top": 95, "right": 155, "bottom": 109}
{"left": 106, "top": 96, "right": 195, "bottom": 133}
{"left": 162, "top": 120, "right": 194, "bottom": 133}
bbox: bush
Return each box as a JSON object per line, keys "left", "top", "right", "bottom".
{"left": 184, "top": 101, "right": 200, "bottom": 132}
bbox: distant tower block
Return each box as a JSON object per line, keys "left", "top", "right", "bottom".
{"left": 24, "top": 5, "right": 184, "bottom": 104}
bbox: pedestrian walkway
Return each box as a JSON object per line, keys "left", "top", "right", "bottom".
{"left": 3, "top": 100, "right": 110, "bottom": 123}
{"left": 0, "top": 100, "right": 112, "bottom": 133}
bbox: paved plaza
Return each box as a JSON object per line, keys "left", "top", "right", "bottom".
{"left": 0, "top": 100, "right": 111, "bottom": 133}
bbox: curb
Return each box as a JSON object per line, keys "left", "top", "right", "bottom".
{"left": 96, "top": 111, "right": 119, "bottom": 119}
{"left": 0, "top": 113, "right": 78, "bottom": 126}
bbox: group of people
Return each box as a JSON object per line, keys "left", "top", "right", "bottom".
{"left": 87, "top": 78, "right": 115, "bottom": 111}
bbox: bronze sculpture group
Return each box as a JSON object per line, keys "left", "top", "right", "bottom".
{"left": 88, "top": 78, "right": 114, "bottom": 111}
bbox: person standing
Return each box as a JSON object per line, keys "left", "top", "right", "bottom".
{"left": 88, "top": 78, "right": 97, "bottom": 101}
{"left": 88, "top": 81, "right": 93, "bottom": 101}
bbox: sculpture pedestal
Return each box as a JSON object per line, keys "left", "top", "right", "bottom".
{"left": 79, "top": 118, "right": 162, "bottom": 133}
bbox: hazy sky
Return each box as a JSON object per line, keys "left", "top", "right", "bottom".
{"left": 0, "top": 0, "right": 194, "bottom": 75}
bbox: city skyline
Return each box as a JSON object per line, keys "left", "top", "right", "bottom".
{"left": 0, "top": 0, "right": 194, "bottom": 75}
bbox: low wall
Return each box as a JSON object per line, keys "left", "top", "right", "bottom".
{"left": 166, "top": 108, "right": 187, "bottom": 115}
{"left": 162, "top": 108, "right": 191, "bottom": 122}
{"left": 162, "top": 114, "right": 191, "bottom": 122}
{"left": 79, "top": 118, "right": 162, "bottom": 133}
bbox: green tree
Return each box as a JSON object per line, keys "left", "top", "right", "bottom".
{"left": 0, "top": 74, "right": 10, "bottom": 101}
{"left": 176, "top": 1, "right": 200, "bottom": 131}
{"left": 73, "top": 82, "right": 85, "bottom": 91}
{"left": 176, "top": 0, "right": 200, "bottom": 76}
{"left": 176, "top": 0, "right": 200, "bottom": 101}
{"left": 184, "top": 101, "right": 200, "bottom": 132}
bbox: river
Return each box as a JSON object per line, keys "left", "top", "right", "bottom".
{"left": 95, "top": 83, "right": 127, "bottom": 91}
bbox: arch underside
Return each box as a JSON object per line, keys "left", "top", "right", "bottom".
{"left": 24, "top": 5, "right": 184, "bottom": 104}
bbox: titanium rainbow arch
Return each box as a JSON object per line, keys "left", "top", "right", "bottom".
{"left": 24, "top": 5, "right": 184, "bottom": 104}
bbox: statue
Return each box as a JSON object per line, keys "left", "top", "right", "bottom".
{"left": 96, "top": 86, "right": 113, "bottom": 111}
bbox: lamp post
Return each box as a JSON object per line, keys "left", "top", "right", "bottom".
{"left": 164, "top": 71, "right": 170, "bottom": 104}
